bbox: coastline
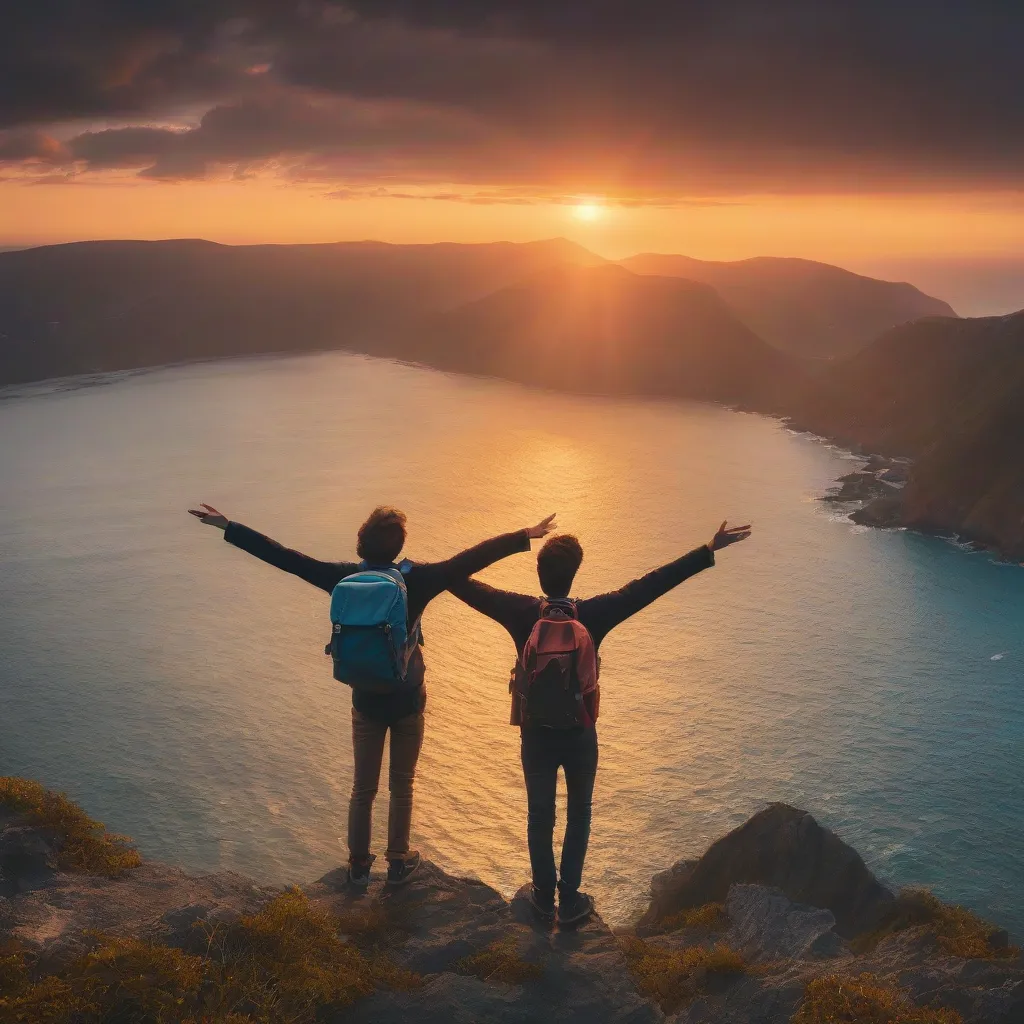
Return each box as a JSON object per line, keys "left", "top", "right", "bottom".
{"left": 2, "top": 346, "right": 1021, "bottom": 567}
{"left": 781, "top": 411, "right": 1024, "bottom": 566}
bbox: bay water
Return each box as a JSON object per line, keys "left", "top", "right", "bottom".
{"left": 1, "top": 352, "right": 1021, "bottom": 930}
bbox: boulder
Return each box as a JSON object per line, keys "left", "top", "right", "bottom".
{"left": 0, "top": 822, "right": 59, "bottom": 896}
{"left": 636, "top": 804, "right": 893, "bottom": 938}
{"left": 725, "top": 884, "right": 845, "bottom": 961}
{"left": 850, "top": 493, "right": 905, "bottom": 528}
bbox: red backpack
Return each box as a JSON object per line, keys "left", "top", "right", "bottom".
{"left": 510, "top": 599, "right": 600, "bottom": 728}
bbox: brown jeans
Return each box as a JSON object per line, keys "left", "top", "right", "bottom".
{"left": 348, "top": 708, "right": 425, "bottom": 863}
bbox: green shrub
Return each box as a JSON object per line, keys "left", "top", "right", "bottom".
{"left": 0, "top": 778, "right": 140, "bottom": 877}
{"left": 791, "top": 973, "right": 962, "bottom": 1024}
{"left": 620, "top": 937, "right": 745, "bottom": 1012}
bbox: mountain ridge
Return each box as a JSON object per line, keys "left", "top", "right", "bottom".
{"left": 619, "top": 251, "right": 956, "bottom": 358}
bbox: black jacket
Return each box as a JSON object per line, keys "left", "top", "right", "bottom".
{"left": 448, "top": 543, "right": 715, "bottom": 724}
{"left": 223, "top": 522, "right": 532, "bottom": 721}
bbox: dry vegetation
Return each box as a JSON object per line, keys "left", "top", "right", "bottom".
{"left": 791, "top": 973, "right": 963, "bottom": 1024}
{"left": 654, "top": 902, "right": 726, "bottom": 935}
{"left": 455, "top": 936, "right": 543, "bottom": 985}
{"left": 619, "top": 937, "right": 745, "bottom": 1013}
{"left": 0, "top": 888, "right": 419, "bottom": 1023}
{"left": 0, "top": 777, "right": 141, "bottom": 877}
{"left": 853, "top": 889, "right": 1018, "bottom": 960}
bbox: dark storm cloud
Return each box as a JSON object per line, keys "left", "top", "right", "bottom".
{"left": 64, "top": 91, "right": 488, "bottom": 180}
{"left": 3, "top": 1, "right": 1023, "bottom": 191}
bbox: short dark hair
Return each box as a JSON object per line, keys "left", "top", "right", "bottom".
{"left": 357, "top": 506, "right": 407, "bottom": 564}
{"left": 537, "top": 534, "right": 584, "bottom": 597}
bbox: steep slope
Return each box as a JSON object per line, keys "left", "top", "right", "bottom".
{"left": 620, "top": 253, "right": 955, "bottom": 359}
{"left": 0, "top": 238, "right": 604, "bottom": 387}
{"left": 401, "top": 263, "right": 798, "bottom": 407}
{"left": 793, "top": 310, "right": 1024, "bottom": 557}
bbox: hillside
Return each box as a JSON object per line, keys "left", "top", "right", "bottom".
{"left": 401, "top": 263, "right": 798, "bottom": 407}
{"left": 793, "top": 311, "right": 1024, "bottom": 558}
{"left": 3, "top": 781, "right": 1021, "bottom": 1023}
{"left": 0, "top": 238, "right": 604, "bottom": 387}
{"left": 619, "top": 253, "right": 955, "bottom": 359}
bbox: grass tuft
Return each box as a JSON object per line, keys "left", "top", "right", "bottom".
{"left": 0, "top": 777, "right": 140, "bottom": 877}
{"left": 620, "top": 937, "right": 745, "bottom": 1012}
{"left": 456, "top": 936, "right": 543, "bottom": 985}
{"left": 0, "top": 890, "right": 420, "bottom": 1024}
{"left": 853, "top": 889, "right": 1018, "bottom": 960}
{"left": 791, "top": 973, "right": 963, "bottom": 1024}
{"left": 655, "top": 902, "right": 726, "bottom": 934}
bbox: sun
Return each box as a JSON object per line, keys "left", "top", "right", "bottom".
{"left": 573, "top": 202, "right": 603, "bottom": 221}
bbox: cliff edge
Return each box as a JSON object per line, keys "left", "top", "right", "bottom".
{"left": 1, "top": 781, "right": 1021, "bottom": 1023}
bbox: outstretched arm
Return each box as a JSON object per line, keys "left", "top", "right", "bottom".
{"left": 414, "top": 514, "right": 557, "bottom": 601}
{"left": 448, "top": 577, "right": 539, "bottom": 640}
{"left": 188, "top": 503, "right": 354, "bottom": 593}
{"left": 581, "top": 521, "right": 751, "bottom": 640}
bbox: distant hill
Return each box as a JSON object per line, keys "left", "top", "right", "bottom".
{"left": 619, "top": 254, "right": 955, "bottom": 359}
{"left": 793, "top": 310, "right": 1024, "bottom": 558}
{"left": 400, "top": 264, "right": 797, "bottom": 407}
{"left": 0, "top": 238, "right": 603, "bottom": 387}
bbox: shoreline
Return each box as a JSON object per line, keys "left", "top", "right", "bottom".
{"left": 783, "top": 419, "right": 1024, "bottom": 568}
{"left": 2, "top": 346, "right": 1021, "bottom": 567}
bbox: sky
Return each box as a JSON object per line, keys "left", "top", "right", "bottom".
{"left": 2, "top": 1, "right": 1023, "bottom": 313}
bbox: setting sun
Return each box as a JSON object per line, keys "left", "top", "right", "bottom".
{"left": 573, "top": 202, "right": 603, "bottom": 221}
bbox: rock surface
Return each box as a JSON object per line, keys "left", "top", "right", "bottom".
{"left": 3, "top": 801, "right": 1022, "bottom": 1023}
{"left": 725, "top": 885, "right": 845, "bottom": 962}
{"left": 636, "top": 803, "right": 894, "bottom": 938}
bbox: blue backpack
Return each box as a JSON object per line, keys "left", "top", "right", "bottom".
{"left": 324, "top": 561, "right": 421, "bottom": 692}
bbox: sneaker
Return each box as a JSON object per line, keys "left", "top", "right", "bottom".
{"left": 557, "top": 890, "right": 594, "bottom": 927}
{"left": 385, "top": 851, "right": 422, "bottom": 886}
{"left": 527, "top": 885, "right": 556, "bottom": 922}
{"left": 346, "top": 855, "right": 375, "bottom": 888}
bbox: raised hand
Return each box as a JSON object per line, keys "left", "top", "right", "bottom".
{"left": 527, "top": 513, "right": 558, "bottom": 540}
{"left": 710, "top": 520, "right": 752, "bottom": 552}
{"left": 188, "top": 503, "right": 229, "bottom": 530}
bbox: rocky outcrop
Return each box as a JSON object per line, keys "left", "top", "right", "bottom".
{"left": 636, "top": 803, "right": 894, "bottom": 938}
{"left": 793, "top": 310, "right": 1024, "bottom": 562}
{"left": 2, "top": 796, "right": 1022, "bottom": 1024}
{"left": 725, "top": 885, "right": 845, "bottom": 962}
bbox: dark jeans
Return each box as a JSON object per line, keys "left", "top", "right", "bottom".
{"left": 520, "top": 726, "right": 599, "bottom": 897}
{"left": 348, "top": 708, "right": 425, "bottom": 863}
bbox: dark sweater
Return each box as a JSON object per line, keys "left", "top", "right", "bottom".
{"left": 223, "top": 522, "right": 532, "bottom": 722}
{"left": 448, "top": 543, "right": 715, "bottom": 725}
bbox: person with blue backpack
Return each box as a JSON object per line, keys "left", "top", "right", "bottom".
{"left": 448, "top": 520, "right": 751, "bottom": 926}
{"left": 188, "top": 502, "right": 556, "bottom": 886}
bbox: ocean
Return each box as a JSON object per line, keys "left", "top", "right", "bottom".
{"left": 1, "top": 351, "right": 1021, "bottom": 931}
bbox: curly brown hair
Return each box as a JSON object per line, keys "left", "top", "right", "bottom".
{"left": 356, "top": 506, "right": 408, "bottom": 565}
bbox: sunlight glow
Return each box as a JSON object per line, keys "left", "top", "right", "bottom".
{"left": 573, "top": 202, "right": 603, "bottom": 221}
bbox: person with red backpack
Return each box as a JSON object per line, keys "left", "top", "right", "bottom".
{"left": 448, "top": 521, "right": 751, "bottom": 926}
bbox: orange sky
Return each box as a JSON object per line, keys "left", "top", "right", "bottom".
{"left": 3, "top": 179, "right": 1024, "bottom": 266}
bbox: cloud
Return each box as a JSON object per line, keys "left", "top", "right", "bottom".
{"left": 325, "top": 186, "right": 740, "bottom": 207}
{"left": 0, "top": 130, "right": 68, "bottom": 163}
{"left": 62, "top": 90, "right": 490, "bottom": 181}
{"left": 2, "top": 1, "right": 1023, "bottom": 195}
